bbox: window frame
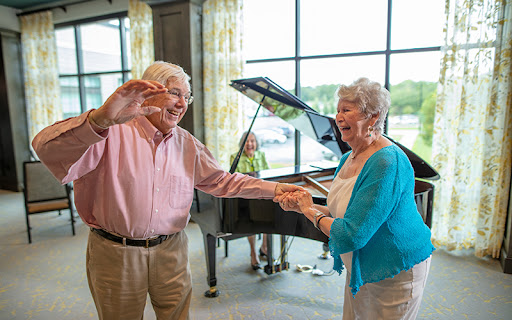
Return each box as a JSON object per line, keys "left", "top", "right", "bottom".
{"left": 244, "top": 0, "right": 442, "bottom": 165}
{"left": 55, "top": 12, "right": 130, "bottom": 115}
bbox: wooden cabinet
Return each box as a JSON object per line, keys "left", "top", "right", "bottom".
{"left": 500, "top": 184, "right": 512, "bottom": 274}
{"left": 148, "top": 0, "right": 204, "bottom": 142}
{"left": 0, "top": 31, "right": 30, "bottom": 191}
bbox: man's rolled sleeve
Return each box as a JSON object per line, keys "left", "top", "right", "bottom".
{"left": 259, "top": 180, "right": 279, "bottom": 199}
{"left": 32, "top": 110, "right": 108, "bottom": 183}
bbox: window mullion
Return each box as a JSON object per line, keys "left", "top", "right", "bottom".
{"left": 74, "top": 25, "right": 87, "bottom": 113}
{"left": 384, "top": 0, "right": 393, "bottom": 134}
{"left": 119, "top": 17, "right": 129, "bottom": 83}
{"left": 294, "top": 0, "right": 301, "bottom": 166}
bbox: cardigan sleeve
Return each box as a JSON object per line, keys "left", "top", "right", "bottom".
{"left": 329, "top": 149, "right": 405, "bottom": 256}
{"left": 259, "top": 151, "right": 270, "bottom": 170}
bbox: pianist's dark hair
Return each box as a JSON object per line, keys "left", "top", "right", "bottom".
{"left": 239, "top": 131, "right": 260, "bottom": 151}
{"left": 141, "top": 61, "right": 191, "bottom": 89}
{"left": 336, "top": 77, "right": 390, "bottom": 134}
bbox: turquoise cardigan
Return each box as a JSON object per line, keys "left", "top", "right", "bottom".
{"left": 330, "top": 144, "right": 435, "bottom": 296}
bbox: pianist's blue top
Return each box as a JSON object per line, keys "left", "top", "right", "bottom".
{"left": 330, "top": 143, "right": 435, "bottom": 297}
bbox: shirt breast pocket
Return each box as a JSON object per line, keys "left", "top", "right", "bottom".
{"left": 168, "top": 175, "right": 194, "bottom": 209}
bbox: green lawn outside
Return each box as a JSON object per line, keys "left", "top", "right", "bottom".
{"left": 412, "top": 136, "right": 433, "bottom": 164}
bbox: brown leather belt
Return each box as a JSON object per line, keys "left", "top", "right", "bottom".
{"left": 91, "top": 228, "right": 171, "bottom": 248}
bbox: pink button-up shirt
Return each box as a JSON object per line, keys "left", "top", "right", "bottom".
{"left": 32, "top": 110, "right": 277, "bottom": 238}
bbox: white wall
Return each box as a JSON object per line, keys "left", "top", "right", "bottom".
{"left": 0, "top": 5, "right": 21, "bottom": 32}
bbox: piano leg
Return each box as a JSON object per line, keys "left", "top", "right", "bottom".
{"left": 203, "top": 233, "right": 220, "bottom": 298}
{"left": 263, "top": 234, "right": 290, "bottom": 275}
{"left": 264, "top": 234, "right": 273, "bottom": 274}
{"left": 279, "top": 235, "right": 290, "bottom": 272}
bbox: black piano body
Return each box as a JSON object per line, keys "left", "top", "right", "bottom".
{"left": 190, "top": 77, "right": 439, "bottom": 297}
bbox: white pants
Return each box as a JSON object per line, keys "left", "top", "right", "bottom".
{"left": 343, "top": 256, "right": 431, "bottom": 320}
{"left": 86, "top": 229, "right": 191, "bottom": 320}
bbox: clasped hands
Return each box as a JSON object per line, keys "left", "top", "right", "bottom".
{"left": 274, "top": 187, "right": 314, "bottom": 214}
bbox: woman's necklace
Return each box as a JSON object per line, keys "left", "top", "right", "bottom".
{"left": 350, "top": 136, "right": 380, "bottom": 160}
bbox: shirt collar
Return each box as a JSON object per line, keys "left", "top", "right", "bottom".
{"left": 135, "top": 116, "right": 175, "bottom": 142}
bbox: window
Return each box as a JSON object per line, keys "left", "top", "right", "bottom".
{"left": 55, "top": 14, "right": 131, "bottom": 119}
{"left": 243, "top": 0, "right": 444, "bottom": 167}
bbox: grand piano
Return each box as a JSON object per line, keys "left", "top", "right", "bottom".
{"left": 190, "top": 77, "right": 440, "bottom": 298}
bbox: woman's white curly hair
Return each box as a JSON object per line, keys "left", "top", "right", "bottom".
{"left": 336, "top": 77, "right": 390, "bottom": 133}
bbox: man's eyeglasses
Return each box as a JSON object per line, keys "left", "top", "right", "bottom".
{"left": 167, "top": 89, "right": 194, "bottom": 105}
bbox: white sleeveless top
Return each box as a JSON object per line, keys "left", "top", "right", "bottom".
{"left": 327, "top": 173, "right": 358, "bottom": 273}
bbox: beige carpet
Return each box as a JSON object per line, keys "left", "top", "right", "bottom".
{"left": 0, "top": 189, "right": 511, "bottom": 319}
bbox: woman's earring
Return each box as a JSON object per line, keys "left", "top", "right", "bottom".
{"left": 368, "top": 126, "right": 374, "bottom": 137}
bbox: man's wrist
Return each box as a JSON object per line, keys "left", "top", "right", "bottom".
{"left": 274, "top": 183, "right": 280, "bottom": 195}
{"left": 88, "top": 111, "right": 109, "bottom": 131}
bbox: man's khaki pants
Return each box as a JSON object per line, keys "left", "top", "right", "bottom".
{"left": 86, "top": 229, "right": 191, "bottom": 320}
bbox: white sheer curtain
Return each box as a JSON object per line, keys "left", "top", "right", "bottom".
{"left": 128, "top": 0, "right": 154, "bottom": 79}
{"left": 20, "top": 11, "right": 62, "bottom": 143}
{"left": 202, "top": 0, "right": 246, "bottom": 169}
{"left": 431, "top": 0, "right": 512, "bottom": 258}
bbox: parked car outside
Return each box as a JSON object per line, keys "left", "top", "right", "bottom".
{"left": 254, "top": 129, "right": 287, "bottom": 145}
{"left": 274, "top": 125, "right": 294, "bottom": 138}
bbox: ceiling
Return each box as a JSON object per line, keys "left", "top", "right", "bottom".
{"left": 0, "top": 0, "right": 77, "bottom": 10}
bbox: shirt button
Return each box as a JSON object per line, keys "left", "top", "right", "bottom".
{"left": 155, "top": 209, "right": 159, "bottom": 213}
{"left": 157, "top": 168, "right": 161, "bottom": 171}
{"left": 156, "top": 188, "right": 160, "bottom": 192}
{"left": 151, "top": 229, "right": 155, "bottom": 233}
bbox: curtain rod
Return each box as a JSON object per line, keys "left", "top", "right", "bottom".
{"left": 16, "top": 0, "right": 111, "bottom": 17}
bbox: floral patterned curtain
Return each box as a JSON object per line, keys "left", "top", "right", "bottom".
{"left": 128, "top": 0, "right": 155, "bottom": 79}
{"left": 431, "top": 0, "right": 512, "bottom": 258}
{"left": 20, "top": 11, "right": 62, "bottom": 143}
{"left": 203, "top": 0, "right": 246, "bottom": 169}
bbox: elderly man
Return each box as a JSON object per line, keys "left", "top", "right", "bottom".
{"left": 32, "top": 61, "right": 301, "bottom": 319}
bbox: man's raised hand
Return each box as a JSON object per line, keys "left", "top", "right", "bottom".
{"left": 90, "top": 80, "right": 167, "bottom": 129}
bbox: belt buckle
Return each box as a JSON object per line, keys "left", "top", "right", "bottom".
{"left": 145, "top": 238, "right": 150, "bottom": 248}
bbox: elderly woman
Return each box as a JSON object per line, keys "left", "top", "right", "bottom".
{"left": 230, "top": 131, "right": 270, "bottom": 270}
{"left": 277, "top": 78, "right": 435, "bottom": 319}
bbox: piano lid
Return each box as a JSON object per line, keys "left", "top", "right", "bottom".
{"left": 230, "top": 77, "right": 350, "bottom": 158}
{"left": 230, "top": 77, "right": 439, "bottom": 180}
